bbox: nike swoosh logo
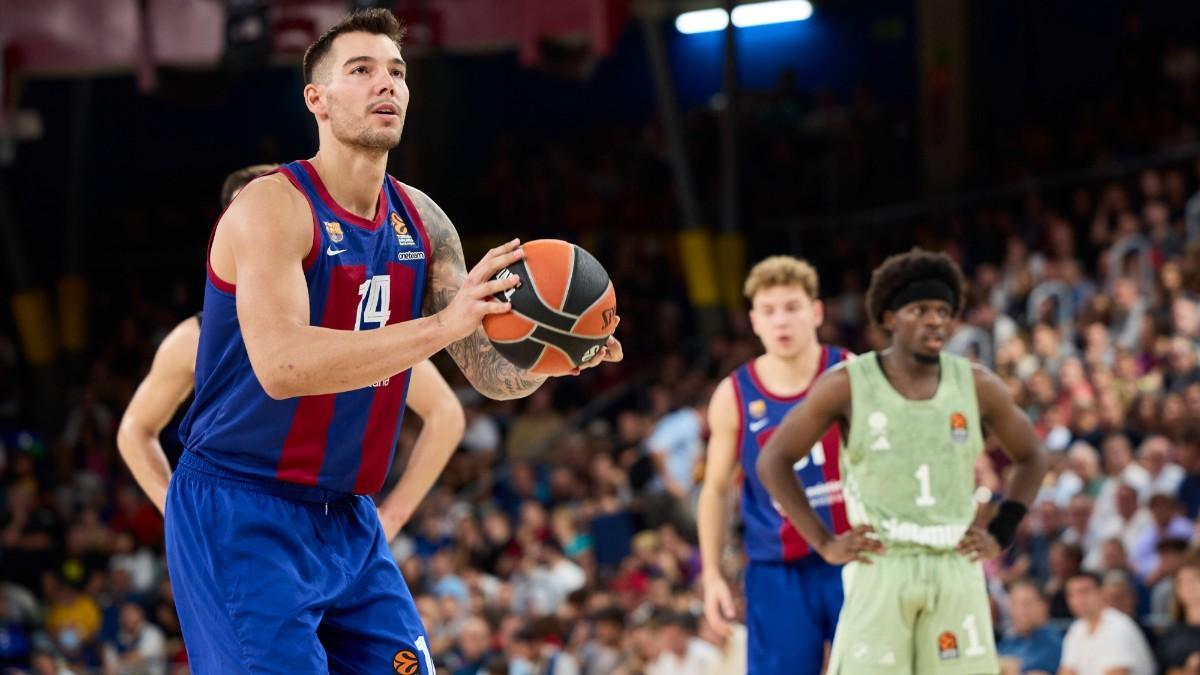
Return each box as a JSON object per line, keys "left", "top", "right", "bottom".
{"left": 749, "top": 419, "right": 769, "bottom": 432}
{"left": 327, "top": 246, "right": 347, "bottom": 256}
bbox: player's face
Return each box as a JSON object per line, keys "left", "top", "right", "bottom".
{"left": 885, "top": 299, "right": 953, "bottom": 361}
{"left": 318, "top": 32, "right": 409, "bottom": 150}
{"left": 749, "top": 285, "right": 823, "bottom": 359}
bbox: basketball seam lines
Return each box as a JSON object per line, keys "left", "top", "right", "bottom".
{"left": 570, "top": 281, "right": 615, "bottom": 334}
{"left": 488, "top": 324, "right": 537, "bottom": 343}
{"left": 529, "top": 336, "right": 574, "bottom": 367}
{"left": 506, "top": 309, "right": 610, "bottom": 340}
{"left": 522, "top": 263, "right": 579, "bottom": 321}
{"left": 559, "top": 246, "right": 575, "bottom": 312}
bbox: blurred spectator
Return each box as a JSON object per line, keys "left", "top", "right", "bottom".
{"left": 578, "top": 606, "right": 628, "bottom": 675}
{"left": 646, "top": 612, "right": 718, "bottom": 675}
{"left": 101, "top": 602, "right": 166, "bottom": 675}
{"left": 1140, "top": 436, "right": 1186, "bottom": 497}
{"left": 1130, "top": 494, "right": 1194, "bottom": 578}
{"left": 1177, "top": 427, "right": 1200, "bottom": 519}
{"left": 1156, "top": 553, "right": 1200, "bottom": 674}
{"left": 996, "top": 580, "right": 1063, "bottom": 675}
{"left": 1061, "top": 572, "right": 1155, "bottom": 675}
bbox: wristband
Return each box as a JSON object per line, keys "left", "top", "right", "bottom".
{"left": 986, "top": 500, "right": 1027, "bottom": 550}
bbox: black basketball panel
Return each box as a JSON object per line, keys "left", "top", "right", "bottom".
{"left": 490, "top": 336, "right": 546, "bottom": 370}
{"left": 561, "top": 245, "right": 611, "bottom": 316}
{"left": 530, "top": 325, "right": 608, "bottom": 367}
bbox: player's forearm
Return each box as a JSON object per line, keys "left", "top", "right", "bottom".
{"left": 116, "top": 423, "right": 172, "bottom": 513}
{"left": 378, "top": 406, "right": 465, "bottom": 540}
{"left": 697, "top": 483, "right": 730, "bottom": 581}
{"left": 445, "top": 328, "right": 546, "bottom": 401}
{"left": 757, "top": 451, "right": 833, "bottom": 551}
{"left": 1003, "top": 445, "right": 1048, "bottom": 508}
{"left": 247, "top": 316, "right": 450, "bottom": 399}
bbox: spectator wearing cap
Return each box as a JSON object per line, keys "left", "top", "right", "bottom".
{"left": 1060, "top": 571, "right": 1155, "bottom": 675}
{"left": 996, "top": 579, "right": 1063, "bottom": 675}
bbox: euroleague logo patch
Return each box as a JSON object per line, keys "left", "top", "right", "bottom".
{"left": 937, "top": 631, "right": 959, "bottom": 660}
{"left": 949, "top": 412, "right": 968, "bottom": 443}
{"left": 392, "top": 648, "right": 420, "bottom": 674}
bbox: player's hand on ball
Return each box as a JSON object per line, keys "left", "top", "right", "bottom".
{"left": 702, "top": 575, "right": 737, "bottom": 638}
{"left": 817, "top": 525, "right": 885, "bottom": 565}
{"left": 439, "top": 239, "right": 524, "bottom": 341}
{"left": 955, "top": 526, "right": 1001, "bottom": 562}
{"left": 570, "top": 317, "right": 623, "bottom": 375}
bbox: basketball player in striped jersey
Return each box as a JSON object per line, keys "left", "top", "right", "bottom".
{"left": 166, "top": 9, "right": 621, "bottom": 673}
{"left": 117, "top": 165, "right": 465, "bottom": 538}
{"left": 698, "top": 256, "right": 854, "bottom": 674}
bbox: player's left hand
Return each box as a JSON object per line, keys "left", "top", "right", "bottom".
{"left": 955, "top": 526, "right": 1001, "bottom": 562}
{"left": 571, "top": 317, "right": 623, "bottom": 375}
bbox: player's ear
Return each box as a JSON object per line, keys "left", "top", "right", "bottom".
{"left": 304, "top": 83, "right": 327, "bottom": 117}
{"left": 811, "top": 299, "right": 825, "bottom": 328}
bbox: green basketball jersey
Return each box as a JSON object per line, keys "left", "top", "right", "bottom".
{"left": 841, "top": 352, "right": 984, "bottom": 553}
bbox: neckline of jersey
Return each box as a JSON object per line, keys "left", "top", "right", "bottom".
{"left": 299, "top": 159, "right": 388, "bottom": 232}
{"left": 747, "top": 345, "right": 828, "bottom": 403}
{"left": 872, "top": 351, "right": 946, "bottom": 404}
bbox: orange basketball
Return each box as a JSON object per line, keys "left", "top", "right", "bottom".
{"left": 483, "top": 239, "right": 617, "bottom": 376}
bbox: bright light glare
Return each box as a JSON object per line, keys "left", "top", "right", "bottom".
{"left": 675, "top": 1, "right": 813, "bottom": 34}
{"left": 731, "top": 1, "right": 813, "bottom": 27}
{"left": 675, "top": 8, "right": 729, "bottom": 34}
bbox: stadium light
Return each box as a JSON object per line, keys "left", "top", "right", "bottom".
{"left": 732, "top": 0, "right": 814, "bottom": 27}
{"left": 675, "top": 1, "right": 813, "bottom": 34}
{"left": 675, "top": 8, "right": 730, "bottom": 34}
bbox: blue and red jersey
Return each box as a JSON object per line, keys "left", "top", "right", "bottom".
{"left": 732, "top": 346, "right": 851, "bottom": 562}
{"left": 179, "top": 159, "right": 430, "bottom": 495}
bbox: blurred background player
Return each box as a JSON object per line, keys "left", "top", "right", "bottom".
{"left": 116, "top": 163, "right": 465, "bottom": 537}
{"left": 759, "top": 248, "right": 1047, "bottom": 674}
{"left": 698, "top": 255, "right": 851, "bottom": 674}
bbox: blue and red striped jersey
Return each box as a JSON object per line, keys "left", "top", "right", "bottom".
{"left": 732, "top": 346, "right": 851, "bottom": 562}
{"left": 179, "top": 159, "right": 430, "bottom": 495}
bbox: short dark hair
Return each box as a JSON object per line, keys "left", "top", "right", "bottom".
{"left": 865, "top": 248, "right": 967, "bottom": 328}
{"left": 303, "top": 9, "right": 406, "bottom": 84}
{"left": 220, "top": 164, "right": 279, "bottom": 208}
{"left": 1066, "top": 570, "right": 1102, "bottom": 588}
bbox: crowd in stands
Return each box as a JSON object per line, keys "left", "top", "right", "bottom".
{"left": 3, "top": 21, "right": 1200, "bottom": 675}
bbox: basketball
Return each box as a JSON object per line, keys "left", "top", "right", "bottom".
{"left": 483, "top": 239, "right": 617, "bottom": 376}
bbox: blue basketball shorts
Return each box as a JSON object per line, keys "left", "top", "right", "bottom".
{"left": 165, "top": 452, "right": 432, "bottom": 674}
{"left": 745, "top": 555, "right": 844, "bottom": 675}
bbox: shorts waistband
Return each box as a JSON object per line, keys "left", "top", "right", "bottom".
{"left": 177, "top": 451, "right": 357, "bottom": 505}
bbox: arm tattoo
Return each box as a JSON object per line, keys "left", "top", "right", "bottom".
{"left": 406, "top": 185, "right": 545, "bottom": 400}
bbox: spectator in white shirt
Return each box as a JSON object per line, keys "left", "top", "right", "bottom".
{"left": 1060, "top": 571, "right": 1156, "bottom": 675}
{"left": 1090, "top": 435, "right": 1152, "bottom": 531}
{"left": 647, "top": 612, "right": 719, "bottom": 675}
{"left": 102, "top": 602, "right": 166, "bottom": 675}
{"left": 1138, "top": 436, "right": 1186, "bottom": 498}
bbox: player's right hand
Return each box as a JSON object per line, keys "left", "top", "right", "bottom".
{"left": 816, "top": 525, "right": 885, "bottom": 565}
{"left": 439, "top": 239, "right": 524, "bottom": 341}
{"left": 702, "top": 575, "right": 737, "bottom": 638}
